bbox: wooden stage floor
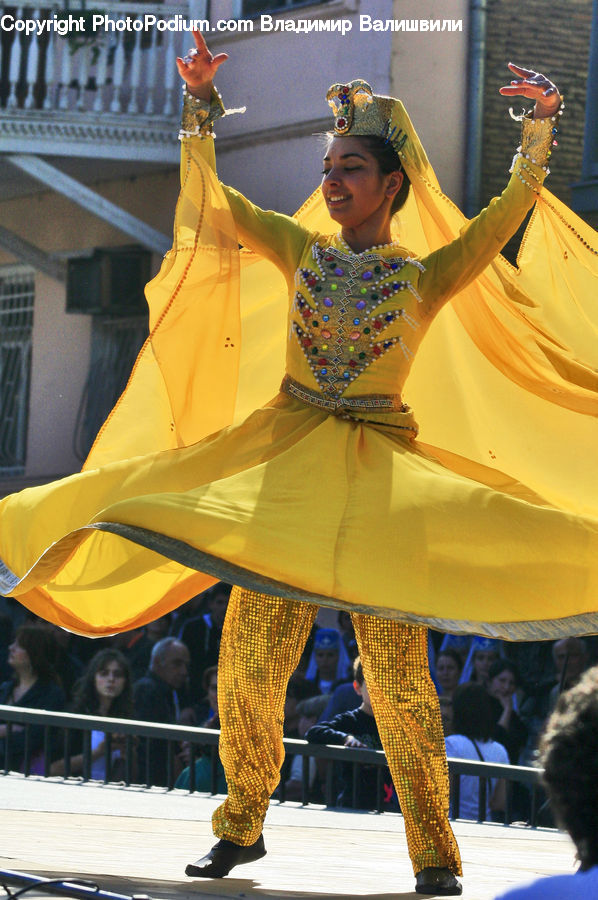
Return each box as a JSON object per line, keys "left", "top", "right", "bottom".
{"left": 0, "top": 774, "right": 577, "bottom": 899}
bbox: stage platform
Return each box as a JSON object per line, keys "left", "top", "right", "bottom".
{"left": 0, "top": 774, "right": 576, "bottom": 899}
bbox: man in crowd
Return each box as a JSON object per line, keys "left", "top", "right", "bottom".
{"left": 179, "top": 585, "right": 230, "bottom": 698}
{"left": 134, "top": 637, "right": 191, "bottom": 785}
{"left": 548, "top": 637, "right": 589, "bottom": 708}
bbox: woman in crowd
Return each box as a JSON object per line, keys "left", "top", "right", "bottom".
{"left": 486, "top": 658, "right": 531, "bottom": 821}
{"left": 435, "top": 649, "right": 464, "bottom": 701}
{"left": 183, "top": 664, "right": 219, "bottom": 729}
{"left": 461, "top": 638, "right": 502, "bottom": 687}
{"left": 50, "top": 648, "right": 135, "bottom": 781}
{"left": 304, "top": 628, "right": 353, "bottom": 694}
{"left": 487, "top": 659, "right": 528, "bottom": 765}
{"left": 0, "top": 625, "right": 65, "bottom": 772}
{"left": 446, "top": 684, "right": 509, "bottom": 822}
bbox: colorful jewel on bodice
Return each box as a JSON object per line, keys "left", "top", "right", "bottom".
{"left": 291, "top": 242, "right": 423, "bottom": 398}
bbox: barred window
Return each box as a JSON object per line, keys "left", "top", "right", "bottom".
{"left": 73, "top": 315, "right": 148, "bottom": 462}
{"left": 0, "top": 265, "right": 34, "bottom": 474}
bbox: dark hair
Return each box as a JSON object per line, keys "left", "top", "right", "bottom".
{"left": 356, "top": 134, "right": 411, "bottom": 214}
{"left": 201, "top": 583, "right": 232, "bottom": 611}
{"left": 202, "top": 664, "right": 218, "bottom": 694}
{"left": 436, "top": 648, "right": 464, "bottom": 675}
{"left": 488, "top": 658, "right": 520, "bottom": 686}
{"left": 353, "top": 656, "right": 364, "bottom": 685}
{"left": 452, "top": 684, "right": 496, "bottom": 742}
{"left": 296, "top": 694, "right": 330, "bottom": 720}
{"left": 13, "top": 625, "right": 60, "bottom": 683}
{"left": 324, "top": 132, "right": 411, "bottom": 215}
{"left": 286, "top": 673, "right": 320, "bottom": 702}
{"left": 540, "top": 665, "right": 598, "bottom": 869}
{"left": 71, "top": 649, "right": 133, "bottom": 718}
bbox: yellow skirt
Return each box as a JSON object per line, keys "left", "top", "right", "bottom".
{"left": 1, "top": 390, "right": 596, "bottom": 639}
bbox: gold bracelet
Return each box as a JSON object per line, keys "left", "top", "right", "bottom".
{"left": 179, "top": 85, "right": 226, "bottom": 140}
{"left": 520, "top": 95, "right": 564, "bottom": 169}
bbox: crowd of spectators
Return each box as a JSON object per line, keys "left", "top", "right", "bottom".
{"left": 1, "top": 589, "right": 597, "bottom": 826}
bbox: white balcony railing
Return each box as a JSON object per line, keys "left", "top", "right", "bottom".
{"left": 1, "top": 3, "right": 194, "bottom": 119}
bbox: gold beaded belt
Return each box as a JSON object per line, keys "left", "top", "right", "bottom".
{"left": 280, "top": 374, "right": 418, "bottom": 435}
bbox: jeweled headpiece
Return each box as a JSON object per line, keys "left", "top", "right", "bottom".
{"left": 326, "top": 79, "right": 431, "bottom": 178}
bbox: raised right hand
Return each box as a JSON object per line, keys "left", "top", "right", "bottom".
{"left": 176, "top": 30, "right": 228, "bottom": 101}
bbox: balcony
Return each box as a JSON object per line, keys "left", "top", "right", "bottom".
{"left": 0, "top": 1, "right": 199, "bottom": 163}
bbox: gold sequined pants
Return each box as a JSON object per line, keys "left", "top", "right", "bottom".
{"left": 212, "top": 587, "right": 462, "bottom": 877}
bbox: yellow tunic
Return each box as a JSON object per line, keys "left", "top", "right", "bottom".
{"left": 0, "top": 133, "right": 597, "bottom": 639}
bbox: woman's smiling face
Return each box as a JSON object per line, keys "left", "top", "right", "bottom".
{"left": 321, "top": 135, "right": 402, "bottom": 231}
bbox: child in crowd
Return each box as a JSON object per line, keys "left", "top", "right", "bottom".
{"left": 282, "top": 694, "right": 330, "bottom": 802}
{"left": 306, "top": 657, "right": 397, "bottom": 811}
{"left": 304, "top": 628, "right": 352, "bottom": 694}
{"left": 494, "top": 665, "right": 598, "bottom": 899}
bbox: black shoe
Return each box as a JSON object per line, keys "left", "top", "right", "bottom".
{"left": 415, "top": 867, "right": 462, "bottom": 895}
{"left": 185, "top": 835, "right": 266, "bottom": 878}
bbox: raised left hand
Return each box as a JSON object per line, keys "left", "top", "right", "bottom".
{"left": 176, "top": 30, "right": 228, "bottom": 101}
{"left": 499, "top": 63, "right": 561, "bottom": 119}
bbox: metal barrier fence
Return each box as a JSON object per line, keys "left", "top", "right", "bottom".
{"left": 0, "top": 704, "right": 547, "bottom": 826}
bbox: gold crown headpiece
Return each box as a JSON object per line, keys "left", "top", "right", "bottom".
{"left": 326, "top": 79, "right": 431, "bottom": 179}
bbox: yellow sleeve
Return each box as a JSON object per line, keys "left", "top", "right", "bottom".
{"left": 219, "top": 184, "right": 314, "bottom": 279}
{"left": 418, "top": 154, "right": 547, "bottom": 315}
{"left": 179, "top": 89, "right": 313, "bottom": 282}
{"left": 180, "top": 133, "right": 217, "bottom": 181}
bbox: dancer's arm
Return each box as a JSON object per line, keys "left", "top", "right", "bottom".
{"left": 418, "top": 64, "right": 562, "bottom": 313}
{"left": 306, "top": 710, "right": 368, "bottom": 747}
{"left": 177, "top": 32, "right": 313, "bottom": 277}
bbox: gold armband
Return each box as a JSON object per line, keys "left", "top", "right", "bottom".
{"left": 510, "top": 97, "right": 564, "bottom": 175}
{"left": 179, "top": 85, "right": 226, "bottom": 140}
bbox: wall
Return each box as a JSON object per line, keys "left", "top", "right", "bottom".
{"left": 390, "top": 0, "right": 470, "bottom": 204}
{"left": 26, "top": 273, "right": 91, "bottom": 477}
{"left": 481, "top": 0, "right": 592, "bottom": 209}
{"left": 0, "top": 168, "right": 179, "bottom": 480}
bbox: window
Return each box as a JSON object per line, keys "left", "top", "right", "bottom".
{"left": 73, "top": 315, "right": 148, "bottom": 461}
{"left": 241, "top": 0, "right": 330, "bottom": 15}
{"left": 0, "top": 266, "right": 34, "bottom": 474}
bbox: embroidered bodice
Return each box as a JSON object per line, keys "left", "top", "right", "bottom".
{"left": 217, "top": 163, "right": 547, "bottom": 411}
{"left": 289, "top": 238, "right": 426, "bottom": 403}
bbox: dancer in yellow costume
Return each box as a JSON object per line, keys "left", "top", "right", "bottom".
{"left": 0, "top": 27, "right": 597, "bottom": 894}
{"left": 170, "top": 39, "right": 561, "bottom": 895}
